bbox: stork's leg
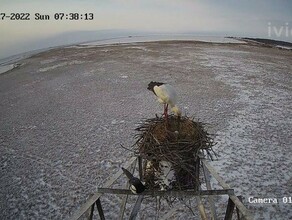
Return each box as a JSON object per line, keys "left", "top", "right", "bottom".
{"left": 163, "top": 104, "right": 169, "bottom": 126}
{"left": 163, "top": 104, "right": 169, "bottom": 124}
{"left": 165, "top": 104, "right": 169, "bottom": 118}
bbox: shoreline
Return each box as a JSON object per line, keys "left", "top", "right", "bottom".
{"left": 0, "top": 35, "right": 245, "bottom": 67}
{"left": 0, "top": 35, "right": 291, "bottom": 76}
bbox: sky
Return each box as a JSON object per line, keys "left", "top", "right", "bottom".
{"left": 0, "top": 0, "right": 291, "bottom": 59}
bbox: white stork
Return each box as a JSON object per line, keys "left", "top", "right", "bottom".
{"left": 147, "top": 81, "right": 181, "bottom": 118}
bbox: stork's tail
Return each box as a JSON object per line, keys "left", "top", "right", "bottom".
{"left": 121, "top": 167, "right": 134, "bottom": 180}
{"left": 171, "top": 105, "right": 181, "bottom": 116}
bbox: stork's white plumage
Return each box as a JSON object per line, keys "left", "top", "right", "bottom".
{"left": 147, "top": 81, "right": 181, "bottom": 117}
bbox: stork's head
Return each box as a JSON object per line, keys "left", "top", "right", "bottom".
{"left": 147, "top": 81, "right": 164, "bottom": 94}
{"left": 171, "top": 105, "right": 181, "bottom": 116}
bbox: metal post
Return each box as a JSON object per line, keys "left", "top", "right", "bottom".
{"left": 96, "top": 198, "right": 105, "bottom": 220}
{"left": 236, "top": 196, "right": 243, "bottom": 220}
{"left": 224, "top": 198, "right": 235, "bottom": 220}
{"left": 196, "top": 196, "right": 208, "bottom": 220}
{"left": 138, "top": 156, "right": 143, "bottom": 180}
{"left": 119, "top": 159, "right": 137, "bottom": 219}
{"left": 195, "top": 157, "right": 200, "bottom": 190}
{"left": 88, "top": 203, "right": 95, "bottom": 220}
{"left": 129, "top": 195, "right": 144, "bottom": 220}
{"left": 202, "top": 161, "right": 217, "bottom": 220}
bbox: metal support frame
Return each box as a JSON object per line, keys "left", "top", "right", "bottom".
{"left": 70, "top": 157, "right": 137, "bottom": 220}
{"left": 225, "top": 198, "right": 236, "bottom": 220}
{"left": 97, "top": 188, "right": 234, "bottom": 197}
{"left": 129, "top": 195, "right": 144, "bottom": 220}
{"left": 88, "top": 198, "right": 105, "bottom": 220}
{"left": 70, "top": 156, "right": 253, "bottom": 220}
{"left": 201, "top": 159, "right": 253, "bottom": 220}
{"left": 118, "top": 159, "right": 137, "bottom": 219}
{"left": 202, "top": 161, "right": 217, "bottom": 220}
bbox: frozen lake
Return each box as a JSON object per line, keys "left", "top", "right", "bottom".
{"left": 0, "top": 40, "right": 291, "bottom": 219}
{"left": 0, "top": 35, "right": 242, "bottom": 67}
{"left": 79, "top": 34, "right": 243, "bottom": 46}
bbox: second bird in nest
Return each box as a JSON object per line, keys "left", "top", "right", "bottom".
{"left": 147, "top": 81, "right": 181, "bottom": 118}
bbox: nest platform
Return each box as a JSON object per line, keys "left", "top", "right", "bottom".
{"left": 72, "top": 115, "right": 253, "bottom": 220}
{"left": 134, "top": 115, "right": 215, "bottom": 190}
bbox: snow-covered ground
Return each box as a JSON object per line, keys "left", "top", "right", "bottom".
{"left": 0, "top": 41, "right": 291, "bottom": 219}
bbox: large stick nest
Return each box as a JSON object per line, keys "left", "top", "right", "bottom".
{"left": 134, "top": 115, "right": 215, "bottom": 190}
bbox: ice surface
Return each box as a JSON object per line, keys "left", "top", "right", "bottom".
{"left": 38, "top": 61, "right": 87, "bottom": 72}
{"left": 0, "top": 41, "right": 291, "bottom": 219}
{"left": 0, "top": 64, "right": 15, "bottom": 74}
{"left": 275, "top": 45, "right": 292, "bottom": 50}
{"left": 81, "top": 35, "right": 244, "bottom": 46}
